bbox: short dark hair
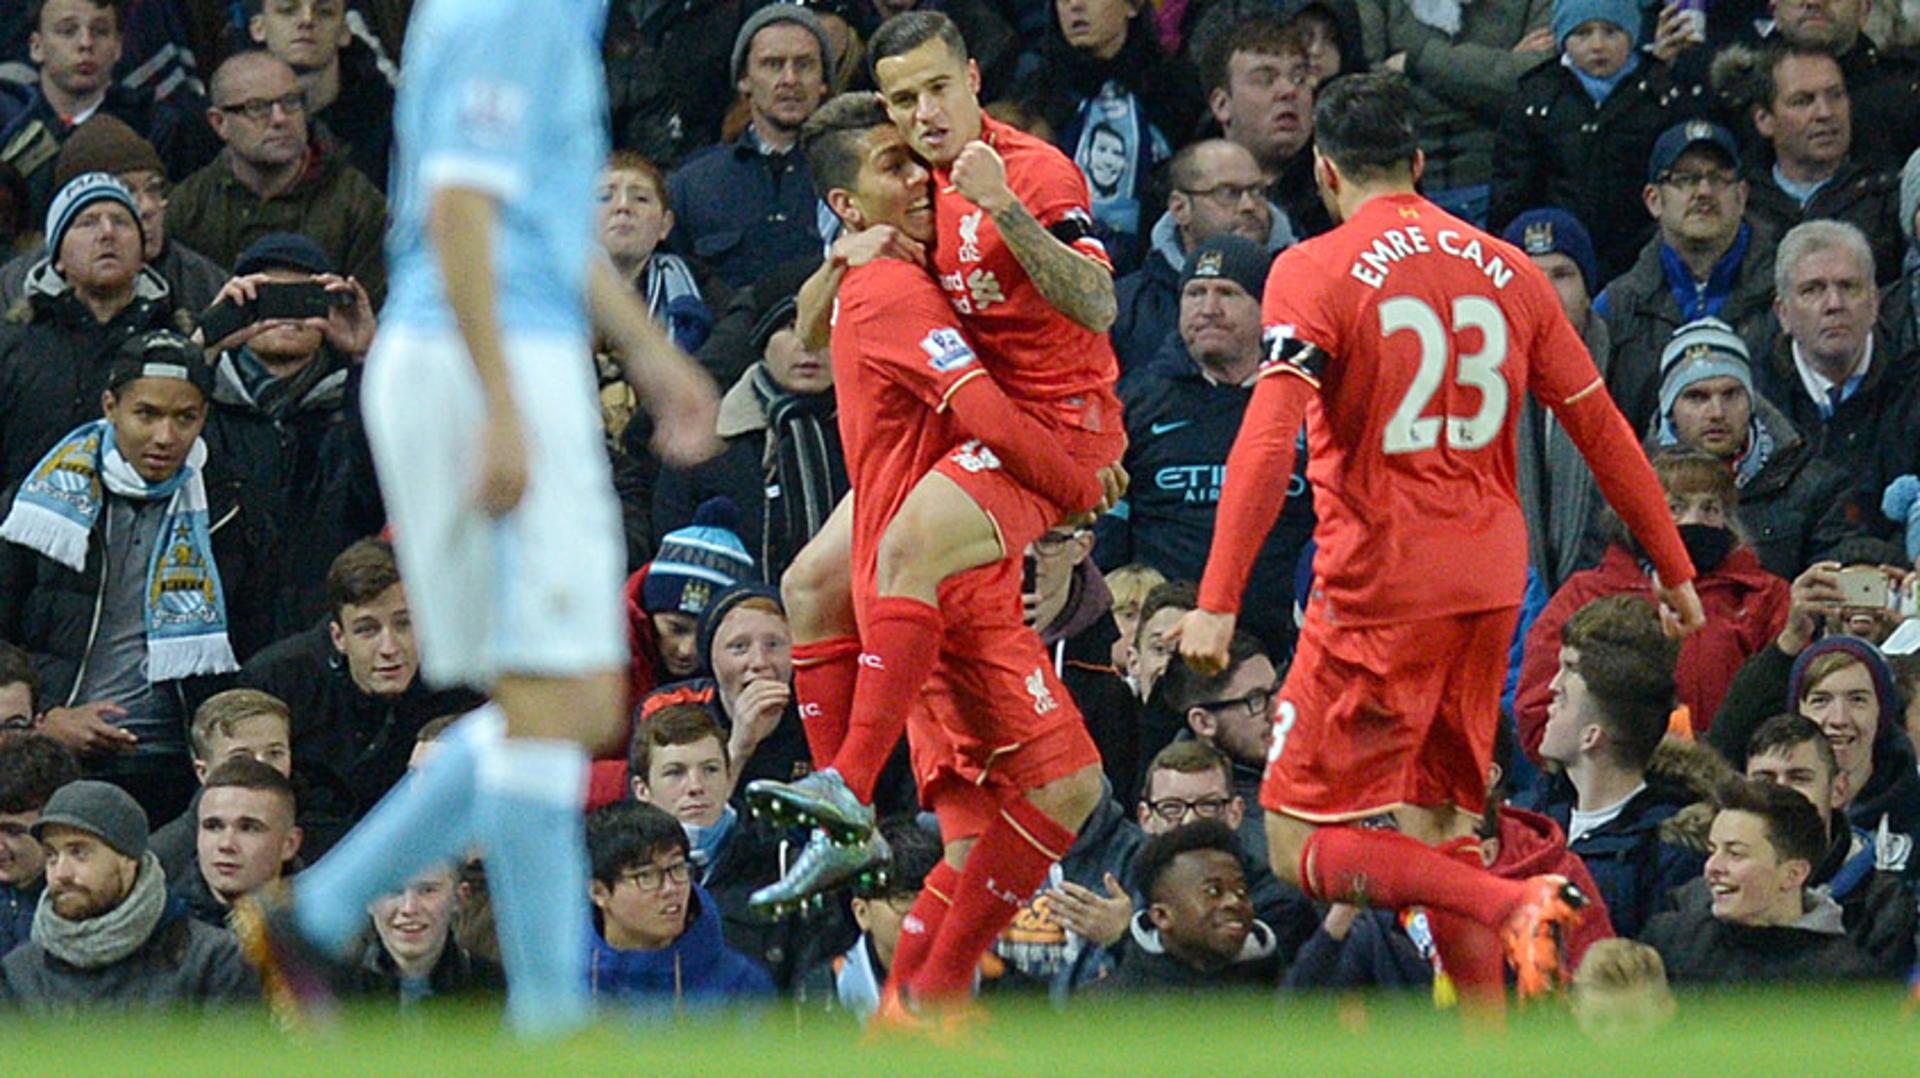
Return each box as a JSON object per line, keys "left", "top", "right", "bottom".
{"left": 1158, "top": 631, "right": 1265, "bottom": 714}
{"left": 1134, "top": 579, "right": 1199, "bottom": 650}
{"left": 1746, "top": 713, "right": 1839, "bottom": 779}
{"left": 1201, "top": 15, "right": 1306, "bottom": 96}
{"left": 326, "top": 538, "right": 401, "bottom": 621}
{"left": 202, "top": 755, "right": 298, "bottom": 816}
{"left": 1561, "top": 595, "right": 1677, "bottom": 772}
{"left": 1829, "top": 536, "right": 1906, "bottom": 571}
{"left": 629, "top": 703, "right": 729, "bottom": 784}
{"left": 803, "top": 91, "right": 891, "bottom": 199}
{"left": 0, "top": 641, "right": 38, "bottom": 717}
{"left": 1312, "top": 73, "right": 1420, "bottom": 181}
{"left": 1755, "top": 42, "right": 1845, "bottom": 113}
{"left": 31, "top": 0, "right": 122, "bottom": 32}
{"left": 868, "top": 10, "right": 968, "bottom": 77}
{"left": 1140, "top": 739, "right": 1234, "bottom": 803}
{"left": 1717, "top": 777, "right": 1827, "bottom": 867}
{"left": 587, "top": 800, "right": 689, "bottom": 886}
{"left": 0, "top": 733, "right": 81, "bottom": 814}
{"left": 1131, "top": 819, "right": 1244, "bottom": 904}
{"left": 875, "top": 817, "right": 942, "bottom": 898}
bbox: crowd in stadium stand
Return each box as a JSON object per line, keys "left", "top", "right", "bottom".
{"left": 3, "top": 0, "right": 1920, "bottom": 1015}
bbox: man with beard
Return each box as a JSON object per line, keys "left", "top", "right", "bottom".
{"left": 0, "top": 779, "right": 253, "bottom": 1007}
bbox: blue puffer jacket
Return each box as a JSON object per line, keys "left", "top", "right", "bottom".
{"left": 587, "top": 883, "right": 773, "bottom": 1009}
{"left": 1516, "top": 770, "right": 1706, "bottom": 939}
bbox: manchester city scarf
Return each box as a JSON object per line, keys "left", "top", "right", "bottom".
{"left": 0, "top": 419, "right": 237, "bottom": 679}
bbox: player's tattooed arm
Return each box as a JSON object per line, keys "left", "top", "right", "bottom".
{"left": 990, "top": 199, "right": 1117, "bottom": 333}
{"left": 951, "top": 139, "right": 1115, "bottom": 332}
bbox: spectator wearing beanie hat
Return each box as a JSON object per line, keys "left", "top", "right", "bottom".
{"left": 1502, "top": 207, "right": 1615, "bottom": 589}
{"left": 1648, "top": 317, "right": 1857, "bottom": 578}
{"left": 1103, "top": 233, "right": 1312, "bottom": 653}
{"left": 0, "top": 114, "right": 227, "bottom": 312}
{"left": 666, "top": 5, "right": 833, "bottom": 291}
{"left": 0, "top": 172, "right": 197, "bottom": 491}
{"left": 0, "top": 779, "right": 255, "bottom": 1006}
{"left": 637, "top": 497, "right": 757, "bottom": 682}
{"left": 1492, "top": 0, "right": 1710, "bottom": 282}
{"left": 653, "top": 256, "right": 846, "bottom": 592}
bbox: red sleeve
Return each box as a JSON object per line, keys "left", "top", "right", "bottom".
{"left": 1529, "top": 296, "right": 1695, "bottom": 589}
{"left": 852, "top": 261, "right": 989, "bottom": 411}
{"left": 946, "top": 376, "right": 1103, "bottom": 513}
{"left": 1197, "top": 366, "right": 1318, "bottom": 615}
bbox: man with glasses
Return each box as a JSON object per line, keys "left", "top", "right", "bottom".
{"left": 1201, "top": 15, "right": 1330, "bottom": 240}
{"left": 167, "top": 50, "right": 387, "bottom": 304}
{"left": 585, "top": 799, "right": 773, "bottom": 1007}
{"left": 1112, "top": 139, "right": 1295, "bottom": 374}
{"left": 1593, "top": 120, "right": 1780, "bottom": 435}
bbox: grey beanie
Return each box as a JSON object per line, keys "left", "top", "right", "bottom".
{"left": 1901, "top": 146, "right": 1920, "bottom": 249}
{"left": 731, "top": 4, "right": 835, "bottom": 84}
{"left": 32, "top": 780, "right": 149, "bottom": 861}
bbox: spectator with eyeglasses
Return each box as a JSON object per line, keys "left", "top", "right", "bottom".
{"left": 585, "top": 799, "right": 773, "bottom": 1009}
{"left": 1592, "top": 121, "right": 1779, "bottom": 436}
{"left": 1110, "top": 138, "right": 1295, "bottom": 375}
{"left": 166, "top": 50, "right": 387, "bottom": 305}
{"left": 1153, "top": 634, "right": 1318, "bottom": 959}
{"left": 1024, "top": 525, "right": 1139, "bottom": 801}
{"left": 796, "top": 817, "right": 943, "bottom": 1019}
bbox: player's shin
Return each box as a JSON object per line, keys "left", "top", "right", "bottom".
{"left": 909, "top": 797, "right": 1076, "bottom": 1001}
{"left": 1300, "top": 826, "right": 1527, "bottom": 929}
{"left": 794, "top": 636, "right": 861, "bottom": 766}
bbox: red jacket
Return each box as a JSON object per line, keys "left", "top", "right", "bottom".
{"left": 1517, "top": 545, "right": 1789, "bottom": 762}
{"left": 1486, "top": 806, "right": 1615, "bottom": 970}
{"left": 587, "top": 567, "right": 673, "bottom": 809}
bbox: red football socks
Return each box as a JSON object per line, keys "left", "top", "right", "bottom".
{"left": 885, "top": 859, "right": 959, "bottom": 992}
{"left": 792, "top": 636, "right": 860, "bottom": 768}
{"left": 1301, "top": 826, "right": 1526, "bottom": 930}
{"left": 1426, "top": 906, "right": 1507, "bottom": 1023}
{"left": 830, "top": 596, "right": 943, "bottom": 802}
{"left": 910, "top": 797, "right": 1076, "bottom": 1001}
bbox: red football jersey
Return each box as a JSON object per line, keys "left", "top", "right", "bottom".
{"left": 1259, "top": 193, "right": 1606, "bottom": 625}
{"left": 929, "top": 114, "right": 1118, "bottom": 402}
{"left": 831, "top": 257, "right": 984, "bottom": 584}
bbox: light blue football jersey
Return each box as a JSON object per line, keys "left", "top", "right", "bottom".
{"left": 380, "top": 0, "right": 609, "bottom": 337}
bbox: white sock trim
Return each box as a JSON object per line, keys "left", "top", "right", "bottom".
{"left": 477, "top": 737, "right": 590, "bottom": 808}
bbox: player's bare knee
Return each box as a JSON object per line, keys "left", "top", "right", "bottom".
{"left": 944, "top": 837, "right": 976, "bottom": 871}
{"left": 1264, "top": 811, "right": 1312, "bottom": 892}
{"left": 1025, "top": 763, "right": 1104, "bottom": 833}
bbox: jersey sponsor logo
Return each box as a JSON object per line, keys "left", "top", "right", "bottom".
{"left": 457, "top": 80, "right": 529, "bottom": 149}
{"left": 1026, "top": 667, "right": 1059, "bottom": 715}
{"left": 938, "top": 268, "right": 1004, "bottom": 314}
{"left": 957, "top": 208, "right": 984, "bottom": 263}
{"left": 950, "top": 439, "right": 1002, "bottom": 474}
{"left": 1149, "top": 419, "right": 1193, "bottom": 436}
{"left": 1155, "top": 463, "right": 1307, "bottom": 503}
{"left": 919, "top": 326, "right": 977, "bottom": 373}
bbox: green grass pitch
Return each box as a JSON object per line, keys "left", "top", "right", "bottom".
{"left": 8, "top": 988, "right": 1916, "bottom": 1075}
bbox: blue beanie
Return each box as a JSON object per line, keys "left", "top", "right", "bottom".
{"left": 45, "top": 172, "right": 143, "bottom": 264}
{"left": 1502, "top": 208, "right": 1599, "bottom": 294}
{"left": 1552, "top": 0, "right": 1642, "bottom": 50}
{"left": 643, "top": 497, "right": 755, "bottom": 616}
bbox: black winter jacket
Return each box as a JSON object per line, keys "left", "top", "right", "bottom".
{"left": 0, "top": 897, "right": 255, "bottom": 1009}
{"left": 1742, "top": 158, "right": 1905, "bottom": 286}
{"left": 1491, "top": 58, "right": 1709, "bottom": 281}
{"left": 237, "top": 624, "right": 484, "bottom": 859}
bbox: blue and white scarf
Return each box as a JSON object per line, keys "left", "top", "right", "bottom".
{"left": 0, "top": 420, "right": 236, "bottom": 679}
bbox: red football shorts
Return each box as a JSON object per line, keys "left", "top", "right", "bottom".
{"left": 1260, "top": 604, "right": 1520, "bottom": 822}
{"left": 932, "top": 387, "right": 1125, "bottom": 559}
{"left": 902, "top": 557, "right": 1102, "bottom": 841}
